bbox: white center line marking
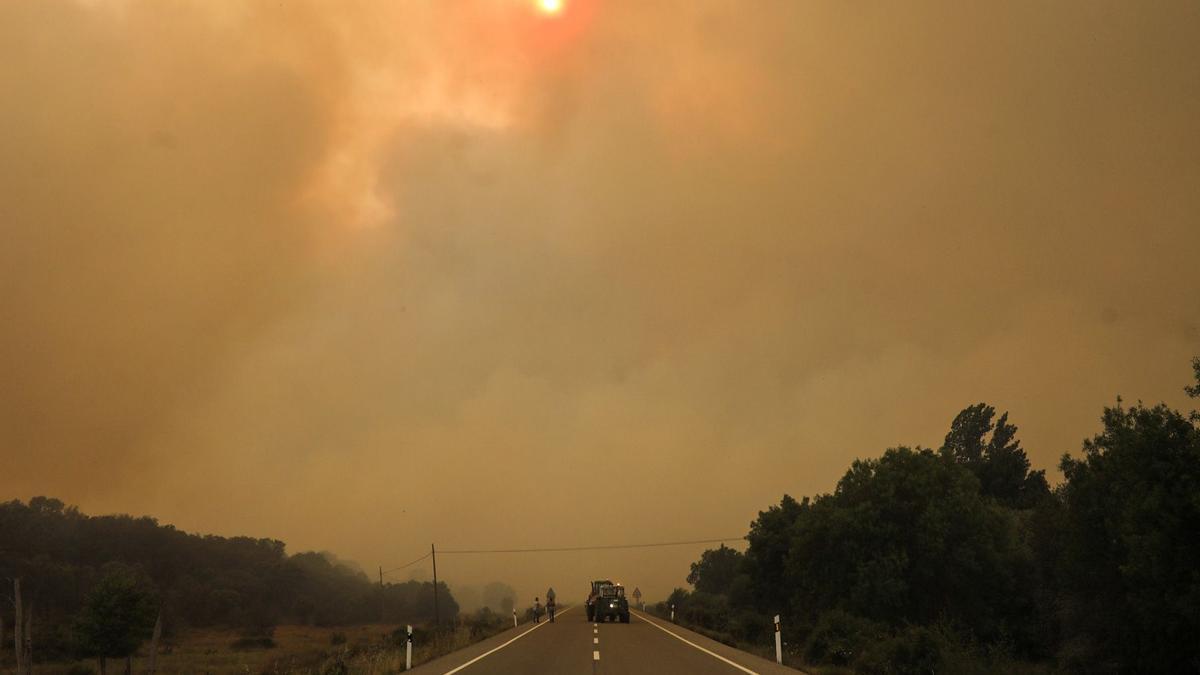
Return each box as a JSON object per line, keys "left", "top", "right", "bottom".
{"left": 440, "top": 605, "right": 574, "bottom": 674}
{"left": 632, "top": 610, "right": 759, "bottom": 675}
{"left": 593, "top": 637, "right": 599, "bottom": 644}
{"left": 593, "top": 650, "right": 600, "bottom": 661}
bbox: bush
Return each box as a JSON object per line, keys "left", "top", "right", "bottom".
{"left": 805, "top": 610, "right": 883, "bottom": 666}
{"left": 230, "top": 636, "right": 277, "bottom": 650}
{"left": 727, "top": 609, "right": 771, "bottom": 645}
{"left": 463, "top": 607, "right": 506, "bottom": 640}
{"left": 856, "top": 625, "right": 944, "bottom": 675}
{"left": 680, "top": 591, "right": 730, "bottom": 633}
{"left": 329, "top": 631, "right": 347, "bottom": 645}
{"left": 390, "top": 625, "right": 428, "bottom": 647}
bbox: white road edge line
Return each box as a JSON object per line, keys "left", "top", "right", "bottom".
{"left": 440, "top": 605, "right": 574, "bottom": 674}
{"left": 632, "top": 610, "right": 760, "bottom": 675}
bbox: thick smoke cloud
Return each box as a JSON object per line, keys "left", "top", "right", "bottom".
{"left": 2, "top": 0, "right": 1198, "bottom": 601}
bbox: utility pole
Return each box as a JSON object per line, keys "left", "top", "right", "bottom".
{"left": 431, "top": 543, "right": 440, "bottom": 630}
{"left": 379, "top": 566, "right": 385, "bottom": 623}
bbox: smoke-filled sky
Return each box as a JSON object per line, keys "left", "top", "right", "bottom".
{"left": 3, "top": 0, "right": 1199, "bottom": 603}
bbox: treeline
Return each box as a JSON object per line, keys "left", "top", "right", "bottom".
{"left": 0, "top": 501, "right": 457, "bottom": 663}
{"left": 665, "top": 358, "right": 1200, "bottom": 673}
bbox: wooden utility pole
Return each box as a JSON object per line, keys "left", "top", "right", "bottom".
{"left": 431, "top": 544, "right": 440, "bottom": 630}
{"left": 23, "top": 602, "right": 32, "bottom": 674}
{"left": 13, "top": 578, "right": 26, "bottom": 675}
{"left": 378, "top": 566, "right": 385, "bottom": 623}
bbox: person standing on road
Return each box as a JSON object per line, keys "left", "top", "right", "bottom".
{"left": 534, "top": 597, "right": 542, "bottom": 624}
{"left": 546, "top": 588, "right": 557, "bottom": 623}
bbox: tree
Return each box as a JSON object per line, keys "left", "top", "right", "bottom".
{"left": 782, "top": 447, "right": 1042, "bottom": 652}
{"left": 743, "top": 494, "right": 805, "bottom": 613}
{"left": 941, "top": 403, "right": 1049, "bottom": 508}
{"left": 1058, "top": 397, "right": 1200, "bottom": 671}
{"left": 686, "top": 545, "right": 744, "bottom": 595}
{"left": 482, "top": 582, "right": 516, "bottom": 614}
{"left": 73, "top": 566, "right": 159, "bottom": 675}
{"left": 1186, "top": 356, "right": 1200, "bottom": 399}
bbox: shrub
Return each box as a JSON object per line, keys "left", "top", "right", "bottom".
{"left": 230, "top": 636, "right": 276, "bottom": 650}
{"left": 856, "top": 625, "right": 945, "bottom": 675}
{"left": 804, "top": 609, "right": 883, "bottom": 666}
{"left": 330, "top": 631, "right": 347, "bottom": 645}
{"left": 390, "top": 625, "right": 428, "bottom": 647}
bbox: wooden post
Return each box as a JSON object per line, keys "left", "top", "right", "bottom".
{"left": 13, "top": 578, "right": 25, "bottom": 675}
{"left": 431, "top": 544, "right": 440, "bottom": 630}
{"left": 23, "top": 602, "right": 32, "bottom": 673}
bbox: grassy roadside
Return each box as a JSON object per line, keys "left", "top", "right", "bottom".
{"left": 642, "top": 605, "right": 803, "bottom": 670}
{"left": 15, "top": 609, "right": 530, "bottom": 675}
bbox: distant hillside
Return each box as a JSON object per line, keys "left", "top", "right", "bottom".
{"left": 0, "top": 498, "right": 455, "bottom": 642}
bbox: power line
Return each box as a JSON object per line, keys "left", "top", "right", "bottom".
{"left": 439, "top": 537, "right": 744, "bottom": 554}
{"left": 380, "top": 537, "right": 743, "bottom": 576}
{"left": 381, "top": 552, "right": 431, "bottom": 576}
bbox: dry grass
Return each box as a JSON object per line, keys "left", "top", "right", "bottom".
{"left": 27, "top": 621, "right": 513, "bottom": 675}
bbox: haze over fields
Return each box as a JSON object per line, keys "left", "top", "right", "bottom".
{"left": 2, "top": 0, "right": 1198, "bottom": 602}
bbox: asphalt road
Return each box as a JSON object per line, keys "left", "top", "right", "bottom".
{"left": 408, "top": 606, "right": 801, "bottom": 675}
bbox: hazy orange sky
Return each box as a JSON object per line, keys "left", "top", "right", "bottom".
{"left": 2, "top": 0, "right": 1198, "bottom": 604}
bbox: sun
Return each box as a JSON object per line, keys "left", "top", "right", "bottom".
{"left": 536, "top": 0, "right": 564, "bottom": 15}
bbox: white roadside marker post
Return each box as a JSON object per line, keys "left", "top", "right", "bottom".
{"left": 670, "top": 604, "right": 675, "bottom": 622}
{"left": 405, "top": 624, "right": 413, "bottom": 671}
{"left": 512, "top": 609, "right": 518, "bottom": 628}
{"left": 774, "top": 614, "right": 782, "bottom": 664}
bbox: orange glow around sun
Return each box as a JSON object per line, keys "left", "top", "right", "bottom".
{"left": 537, "top": 0, "right": 564, "bottom": 16}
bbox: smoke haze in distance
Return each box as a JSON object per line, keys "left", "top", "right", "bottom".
{"left": 2, "top": 0, "right": 1199, "bottom": 601}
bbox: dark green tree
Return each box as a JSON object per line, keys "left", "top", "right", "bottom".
{"left": 941, "top": 403, "right": 1049, "bottom": 508}
{"left": 73, "top": 565, "right": 159, "bottom": 675}
{"left": 686, "top": 545, "right": 744, "bottom": 595}
{"left": 743, "top": 494, "right": 804, "bottom": 614}
{"left": 782, "top": 447, "right": 1042, "bottom": 652}
{"left": 1057, "top": 392, "right": 1200, "bottom": 671}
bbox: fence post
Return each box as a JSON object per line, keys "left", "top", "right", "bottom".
{"left": 405, "top": 625, "right": 412, "bottom": 670}
{"left": 774, "top": 614, "right": 782, "bottom": 664}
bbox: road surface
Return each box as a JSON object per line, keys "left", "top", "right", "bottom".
{"left": 408, "top": 606, "right": 801, "bottom": 674}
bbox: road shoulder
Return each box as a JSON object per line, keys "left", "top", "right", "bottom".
{"left": 406, "top": 606, "right": 573, "bottom": 674}
{"left": 631, "top": 610, "right": 808, "bottom": 675}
